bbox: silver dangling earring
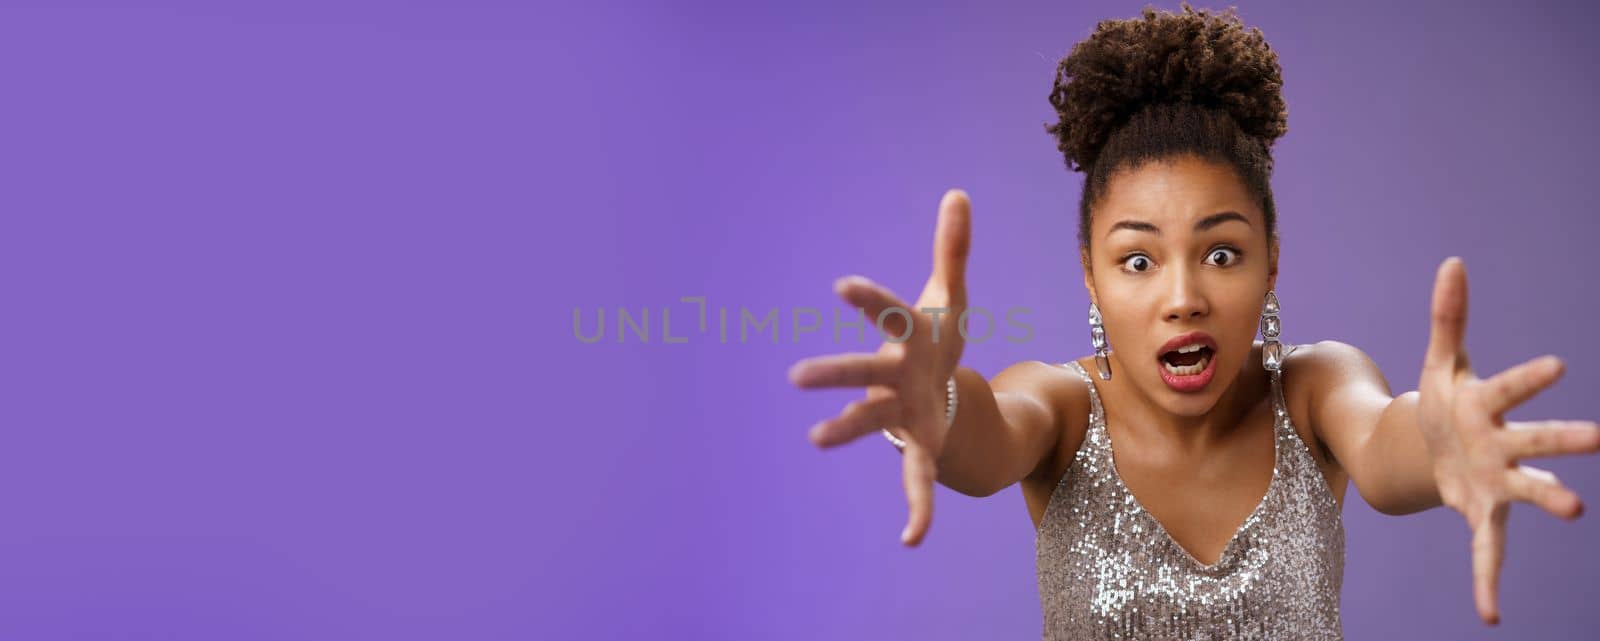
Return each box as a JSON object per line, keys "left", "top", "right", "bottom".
{"left": 1261, "top": 290, "right": 1283, "bottom": 372}
{"left": 1089, "top": 302, "right": 1112, "bottom": 380}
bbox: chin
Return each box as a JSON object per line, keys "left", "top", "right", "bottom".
{"left": 1159, "top": 388, "right": 1224, "bottom": 417}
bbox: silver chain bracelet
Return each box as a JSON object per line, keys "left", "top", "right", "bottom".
{"left": 881, "top": 374, "right": 958, "bottom": 451}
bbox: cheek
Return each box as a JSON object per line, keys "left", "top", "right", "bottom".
{"left": 1100, "top": 296, "right": 1161, "bottom": 338}
{"left": 1222, "top": 293, "right": 1268, "bottom": 339}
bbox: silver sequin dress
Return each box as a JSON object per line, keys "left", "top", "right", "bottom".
{"left": 1035, "top": 359, "right": 1345, "bottom": 640}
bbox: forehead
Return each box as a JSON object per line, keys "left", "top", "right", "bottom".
{"left": 1093, "top": 156, "right": 1262, "bottom": 234}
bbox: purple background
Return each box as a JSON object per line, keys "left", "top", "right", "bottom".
{"left": 4, "top": 1, "right": 1597, "bottom": 639}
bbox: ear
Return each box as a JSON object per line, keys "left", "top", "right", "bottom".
{"left": 1080, "top": 245, "right": 1098, "bottom": 305}
{"left": 1267, "top": 235, "right": 1279, "bottom": 292}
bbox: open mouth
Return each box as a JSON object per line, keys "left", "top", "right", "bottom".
{"left": 1160, "top": 345, "right": 1214, "bottom": 376}
{"left": 1155, "top": 332, "right": 1218, "bottom": 393}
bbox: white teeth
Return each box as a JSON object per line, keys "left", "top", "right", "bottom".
{"left": 1175, "top": 344, "right": 1204, "bottom": 354}
{"left": 1162, "top": 350, "right": 1210, "bottom": 376}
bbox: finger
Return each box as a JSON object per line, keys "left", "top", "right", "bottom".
{"left": 930, "top": 189, "right": 972, "bottom": 310}
{"left": 1471, "top": 503, "right": 1508, "bottom": 626}
{"left": 1423, "top": 257, "right": 1469, "bottom": 375}
{"left": 1479, "top": 356, "right": 1565, "bottom": 417}
{"left": 1506, "top": 465, "right": 1583, "bottom": 519}
{"left": 809, "top": 393, "right": 903, "bottom": 448}
{"left": 1500, "top": 420, "right": 1600, "bottom": 460}
{"left": 834, "top": 276, "right": 913, "bottom": 340}
{"left": 899, "top": 439, "right": 937, "bottom": 547}
{"left": 788, "top": 352, "right": 900, "bottom": 389}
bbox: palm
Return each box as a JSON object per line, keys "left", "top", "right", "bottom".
{"left": 1415, "top": 258, "right": 1600, "bottom": 625}
{"left": 788, "top": 189, "right": 972, "bottom": 547}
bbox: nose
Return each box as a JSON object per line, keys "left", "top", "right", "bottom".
{"left": 1160, "top": 263, "right": 1209, "bottom": 322}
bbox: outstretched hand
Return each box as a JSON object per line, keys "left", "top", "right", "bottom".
{"left": 1415, "top": 257, "right": 1600, "bottom": 625}
{"left": 788, "top": 189, "right": 972, "bottom": 547}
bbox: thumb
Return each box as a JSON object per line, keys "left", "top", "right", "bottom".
{"left": 1424, "top": 257, "right": 1469, "bottom": 374}
{"left": 930, "top": 189, "right": 972, "bottom": 308}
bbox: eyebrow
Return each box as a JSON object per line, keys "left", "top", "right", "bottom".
{"left": 1106, "top": 211, "right": 1252, "bottom": 238}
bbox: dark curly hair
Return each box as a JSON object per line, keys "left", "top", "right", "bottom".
{"left": 1046, "top": 3, "right": 1288, "bottom": 252}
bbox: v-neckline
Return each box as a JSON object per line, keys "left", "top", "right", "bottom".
{"left": 1079, "top": 361, "right": 1281, "bottom": 572}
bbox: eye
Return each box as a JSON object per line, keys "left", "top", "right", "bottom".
{"left": 1205, "top": 246, "right": 1241, "bottom": 267}
{"left": 1119, "top": 253, "right": 1153, "bottom": 273}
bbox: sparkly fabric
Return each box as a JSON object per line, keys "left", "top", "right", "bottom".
{"left": 1036, "top": 359, "right": 1345, "bottom": 640}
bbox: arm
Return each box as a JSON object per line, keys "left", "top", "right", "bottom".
{"left": 931, "top": 361, "right": 1067, "bottom": 498}
{"left": 792, "top": 189, "right": 1070, "bottom": 546}
{"left": 1307, "top": 258, "right": 1600, "bottom": 625}
{"left": 1292, "top": 340, "right": 1440, "bottom": 515}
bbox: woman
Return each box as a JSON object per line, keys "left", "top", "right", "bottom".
{"left": 787, "top": 4, "right": 1600, "bottom": 639}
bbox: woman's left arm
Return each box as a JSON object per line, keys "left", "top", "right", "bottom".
{"left": 1302, "top": 257, "right": 1600, "bottom": 626}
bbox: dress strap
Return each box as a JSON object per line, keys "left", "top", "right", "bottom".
{"left": 1063, "top": 361, "right": 1105, "bottom": 426}
{"left": 1268, "top": 343, "right": 1299, "bottom": 424}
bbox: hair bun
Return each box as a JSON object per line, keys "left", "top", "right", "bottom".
{"left": 1047, "top": 3, "right": 1287, "bottom": 173}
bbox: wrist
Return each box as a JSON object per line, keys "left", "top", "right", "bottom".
{"left": 881, "top": 372, "right": 959, "bottom": 451}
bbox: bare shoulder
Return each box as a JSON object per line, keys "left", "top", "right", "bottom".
{"left": 1280, "top": 340, "right": 1392, "bottom": 465}
{"left": 991, "top": 357, "right": 1094, "bottom": 484}
{"left": 1281, "top": 339, "right": 1392, "bottom": 397}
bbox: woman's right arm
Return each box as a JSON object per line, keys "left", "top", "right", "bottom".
{"left": 789, "top": 189, "right": 1078, "bottom": 546}
{"left": 933, "top": 362, "right": 1068, "bottom": 498}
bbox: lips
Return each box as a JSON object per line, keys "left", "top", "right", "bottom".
{"left": 1157, "top": 331, "right": 1218, "bottom": 356}
{"left": 1156, "top": 331, "right": 1218, "bottom": 393}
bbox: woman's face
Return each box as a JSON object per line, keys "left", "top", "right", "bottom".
{"left": 1083, "top": 154, "right": 1277, "bottom": 417}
